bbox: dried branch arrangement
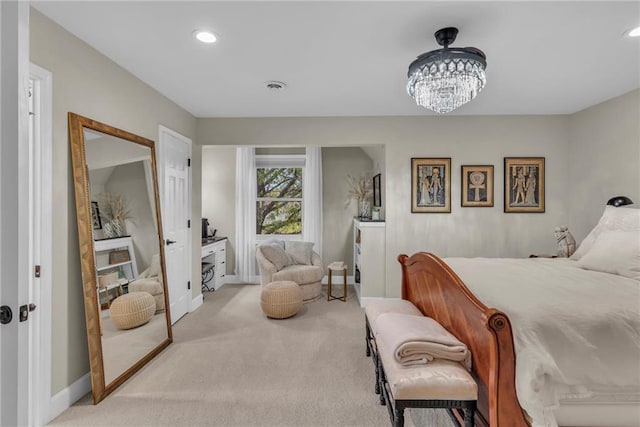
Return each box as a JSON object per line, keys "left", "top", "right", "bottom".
{"left": 97, "top": 192, "right": 133, "bottom": 223}
{"left": 345, "top": 174, "right": 373, "bottom": 206}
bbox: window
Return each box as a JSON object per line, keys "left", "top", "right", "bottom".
{"left": 256, "top": 166, "right": 303, "bottom": 235}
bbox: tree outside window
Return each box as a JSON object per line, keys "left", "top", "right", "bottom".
{"left": 256, "top": 167, "right": 302, "bottom": 234}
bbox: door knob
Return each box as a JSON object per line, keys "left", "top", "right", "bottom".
{"left": 0, "top": 306, "right": 12, "bottom": 325}
{"left": 166, "top": 239, "right": 176, "bottom": 245}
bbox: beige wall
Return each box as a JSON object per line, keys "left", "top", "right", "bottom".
{"left": 568, "top": 90, "right": 640, "bottom": 241}
{"left": 191, "top": 144, "right": 203, "bottom": 299}
{"left": 197, "top": 115, "right": 571, "bottom": 297}
{"left": 30, "top": 2, "right": 640, "bottom": 397}
{"left": 201, "top": 147, "right": 237, "bottom": 275}
{"left": 103, "top": 162, "right": 157, "bottom": 272}
{"left": 322, "top": 147, "right": 373, "bottom": 271}
{"left": 30, "top": 9, "right": 198, "bottom": 394}
{"left": 383, "top": 116, "right": 569, "bottom": 297}
{"left": 201, "top": 146, "right": 375, "bottom": 277}
{"left": 360, "top": 145, "right": 386, "bottom": 218}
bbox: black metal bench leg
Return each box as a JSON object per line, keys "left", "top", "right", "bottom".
{"left": 365, "top": 319, "right": 371, "bottom": 357}
{"left": 374, "top": 359, "right": 380, "bottom": 395}
{"left": 393, "top": 405, "right": 404, "bottom": 427}
{"left": 377, "top": 357, "right": 385, "bottom": 405}
{"left": 464, "top": 405, "right": 474, "bottom": 427}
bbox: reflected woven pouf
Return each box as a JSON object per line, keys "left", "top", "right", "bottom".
{"left": 110, "top": 292, "right": 156, "bottom": 330}
{"left": 261, "top": 281, "right": 302, "bottom": 319}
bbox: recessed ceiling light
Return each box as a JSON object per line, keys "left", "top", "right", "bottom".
{"left": 265, "top": 81, "right": 287, "bottom": 91}
{"left": 628, "top": 26, "right": 640, "bottom": 37}
{"left": 193, "top": 29, "right": 218, "bottom": 44}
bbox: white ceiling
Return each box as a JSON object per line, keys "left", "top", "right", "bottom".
{"left": 33, "top": 1, "right": 640, "bottom": 117}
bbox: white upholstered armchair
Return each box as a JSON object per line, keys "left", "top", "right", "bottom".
{"left": 256, "top": 240, "right": 323, "bottom": 301}
{"left": 128, "top": 254, "right": 165, "bottom": 313}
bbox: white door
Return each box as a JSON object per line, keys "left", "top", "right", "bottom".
{"left": 1, "top": 2, "right": 31, "bottom": 425}
{"left": 29, "top": 64, "right": 54, "bottom": 426}
{"left": 158, "top": 126, "right": 192, "bottom": 324}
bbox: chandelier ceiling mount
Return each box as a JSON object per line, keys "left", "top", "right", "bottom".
{"left": 407, "top": 27, "right": 487, "bottom": 114}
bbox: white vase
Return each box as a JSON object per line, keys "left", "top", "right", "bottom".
{"left": 359, "top": 200, "right": 371, "bottom": 219}
{"left": 103, "top": 219, "right": 126, "bottom": 238}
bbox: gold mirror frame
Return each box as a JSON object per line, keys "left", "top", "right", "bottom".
{"left": 68, "top": 112, "right": 172, "bottom": 403}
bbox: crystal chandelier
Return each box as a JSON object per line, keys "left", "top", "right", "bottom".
{"left": 407, "top": 27, "right": 487, "bottom": 114}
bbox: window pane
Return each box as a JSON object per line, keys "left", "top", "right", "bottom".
{"left": 256, "top": 201, "right": 302, "bottom": 235}
{"left": 257, "top": 168, "right": 302, "bottom": 199}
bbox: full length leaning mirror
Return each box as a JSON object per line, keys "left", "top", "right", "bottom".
{"left": 69, "top": 113, "right": 172, "bottom": 403}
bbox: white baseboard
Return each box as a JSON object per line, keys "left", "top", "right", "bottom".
{"left": 190, "top": 293, "right": 203, "bottom": 312}
{"left": 213, "top": 275, "right": 231, "bottom": 289}
{"left": 48, "top": 372, "right": 91, "bottom": 423}
{"left": 221, "top": 275, "right": 260, "bottom": 285}
{"left": 359, "top": 296, "right": 401, "bottom": 308}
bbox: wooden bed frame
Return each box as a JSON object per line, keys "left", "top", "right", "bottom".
{"left": 398, "top": 252, "right": 530, "bottom": 427}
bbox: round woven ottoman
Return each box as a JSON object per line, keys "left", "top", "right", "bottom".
{"left": 261, "top": 281, "right": 302, "bottom": 319}
{"left": 110, "top": 292, "right": 156, "bottom": 330}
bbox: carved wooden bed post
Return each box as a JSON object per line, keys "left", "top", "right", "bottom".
{"left": 398, "top": 253, "right": 530, "bottom": 427}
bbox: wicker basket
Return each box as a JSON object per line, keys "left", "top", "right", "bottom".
{"left": 260, "top": 281, "right": 302, "bottom": 319}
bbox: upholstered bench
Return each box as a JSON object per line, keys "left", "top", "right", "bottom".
{"left": 377, "top": 351, "right": 477, "bottom": 427}
{"left": 260, "top": 280, "right": 302, "bottom": 319}
{"left": 364, "top": 300, "right": 423, "bottom": 394}
{"left": 365, "top": 300, "right": 477, "bottom": 427}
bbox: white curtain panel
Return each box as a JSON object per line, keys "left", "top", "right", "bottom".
{"left": 235, "top": 147, "right": 257, "bottom": 282}
{"left": 303, "top": 146, "right": 323, "bottom": 256}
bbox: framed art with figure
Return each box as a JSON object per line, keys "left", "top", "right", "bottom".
{"left": 373, "top": 173, "right": 381, "bottom": 207}
{"left": 504, "top": 157, "right": 545, "bottom": 213}
{"left": 91, "top": 201, "right": 102, "bottom": 230}
{"left": 411, "top": 158, "right": 451, "bottom": 213}
{"left": 461, "top": 165, "right": 494, "bottom": 207}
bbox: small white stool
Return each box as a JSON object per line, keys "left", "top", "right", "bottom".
{"left": 327, "top": 263, "right": 348, "bottom": 302}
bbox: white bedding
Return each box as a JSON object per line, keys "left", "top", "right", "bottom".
{"left": 443, "top": 257, "right": 640, "bottom": 427}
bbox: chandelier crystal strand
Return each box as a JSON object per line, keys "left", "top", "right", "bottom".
{"left": 407, "top": 28, "right": 487, "bottom": 114}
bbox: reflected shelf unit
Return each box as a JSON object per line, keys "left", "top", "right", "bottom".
{"left": 94, "top": 236, "right": 139, "bottom": 281}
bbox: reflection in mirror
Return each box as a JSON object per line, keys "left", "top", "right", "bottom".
{"left": 69, "top": 113, "right": 172, "bottom": 403}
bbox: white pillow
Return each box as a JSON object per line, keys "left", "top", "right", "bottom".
{"left": 571, "top": 206, "right": 640, "bottom": 260}
{"left": 285, "top": 240, "right": 314, "bottom": 265}
{"left": 576, "top": 230, "right": 640, "bottom": 280}
{"left": 259, "top": 243, "right": 291, "bottom": 271}
{"left": 262, "top": 239, "right": 285, "bottom": 249}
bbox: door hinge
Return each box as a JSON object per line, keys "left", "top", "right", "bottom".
{"left": 187, "top": 281, "right": 191, "bottom": 290}
{"left": 187, "top": 219, "right": 191, "bottom": 228}
{"left": 187, "top": 158, "right": 191, "bottom": 167}
{"left": 34, "top": 265, "right": 41, "bottom": 278}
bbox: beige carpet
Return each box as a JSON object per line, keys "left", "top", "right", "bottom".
{"left": 50, "top": 284, "right": 453, "bottom": 427}
{"left": 101, "top": 312, "right": 168, "bottom": 385}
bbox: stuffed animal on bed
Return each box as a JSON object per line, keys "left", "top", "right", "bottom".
{"left": 555, "top": 226, "right": 577, "bottom": 258}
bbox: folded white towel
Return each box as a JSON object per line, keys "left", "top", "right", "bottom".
{"left": 375, "top": 312, "right": 471, "bottom": 370}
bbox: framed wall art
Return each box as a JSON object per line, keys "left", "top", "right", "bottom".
{"left": 461, "top": 165, "right": 494, "bottom": 207}
{"left": 108, "top": 249, "right": 130, "bottom": 264}
{"left": 504, "top": 157, "right": 545, "bottom": 213}
{"left": 411, "top": 157, "right": 451, "bottom": 213}
{"left": 91, "top": 201, "right": 102, "bottom": 230}
{"left": 372, "top": 173, "right": 381, "bottom": 207}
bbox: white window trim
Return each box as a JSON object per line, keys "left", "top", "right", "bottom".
{"left": 255, "top": 155, "right": 306, "bottom": 239}
{"left": 255, "top": 154, "right": 306, "bottom": 168}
